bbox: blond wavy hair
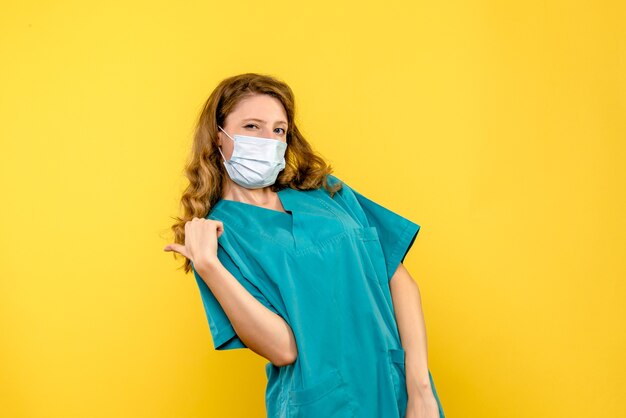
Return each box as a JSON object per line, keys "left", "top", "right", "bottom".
{"left": 168, "top": 72, "right": 343, "bottom": 273}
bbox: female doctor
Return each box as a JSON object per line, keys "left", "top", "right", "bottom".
{"left": 164, "top": 73, "right": 445, "bottom": 418}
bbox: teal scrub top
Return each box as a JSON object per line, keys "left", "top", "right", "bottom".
{"left": 192, "top": 174, "right": 445, "bottom": 418}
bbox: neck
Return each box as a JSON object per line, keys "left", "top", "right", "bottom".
{"left": 222, "top": 179, "right": 275, "bottom": 205}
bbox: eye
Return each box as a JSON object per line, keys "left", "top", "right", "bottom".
{"left": 275, "top": 127, "right": 286, "bottom": 135}
{"left": 244, "top": 124, "right": 257, "bottom": 129}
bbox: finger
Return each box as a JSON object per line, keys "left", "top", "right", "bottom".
{"left": 163, "top": 243, "right": 188, "bottom": 258}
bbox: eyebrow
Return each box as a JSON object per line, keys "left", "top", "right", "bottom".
{"left": 243, "top": 118, "right": 288, "bottom": 126}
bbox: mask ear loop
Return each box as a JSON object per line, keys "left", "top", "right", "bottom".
{"left": 217, "top": 125, "right": 234, "bottom": 162}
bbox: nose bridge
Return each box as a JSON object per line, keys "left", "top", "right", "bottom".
{"left": 260, "top": 125, "right": 277, "bottom": 139}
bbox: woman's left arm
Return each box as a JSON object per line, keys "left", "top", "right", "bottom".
{"left": 389, "top": 262, "right": 435, "bottom": 397}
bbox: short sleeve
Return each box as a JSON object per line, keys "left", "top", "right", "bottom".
{"left": 192, "top": 245, "right": 280, "bottom": 351}
{"left": 328, "top": 174, "right": 421, "bottom": 281}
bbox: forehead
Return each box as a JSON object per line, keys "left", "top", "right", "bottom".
{"left": 227, "top": 94, "right": 288, "bottom": 124}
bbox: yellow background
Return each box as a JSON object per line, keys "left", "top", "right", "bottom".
{"left": 1, "top": 1, "right": 624, "bottom": 417}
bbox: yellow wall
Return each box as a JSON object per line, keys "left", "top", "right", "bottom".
{"left": 1, "top": 1, "right": 624, "bottom": 417}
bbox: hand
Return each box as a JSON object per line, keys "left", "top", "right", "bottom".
{"left": 406, "top": 388, "right": 440, "bottom": 418}
{"left": 163, "top": 217, "right": 224, "bottom": 268}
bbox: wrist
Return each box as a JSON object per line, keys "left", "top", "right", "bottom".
{"left": 405, "top": 352, "right": 432, "bottom": 394}
{"left": 195, "top": 257, "right": 221, "bottom": 275}
{"left": 407, "top": 378, "right": 434, "bottom": 398}
{"left": 405, "top": 367, "right": 432, "bottom": 395}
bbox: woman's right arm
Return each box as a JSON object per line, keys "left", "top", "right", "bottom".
{"left": 164, "top": 217, "right": 297, "bottom": 366}
{"left": 195, "top": 258, "right": 298, "bottom": 366}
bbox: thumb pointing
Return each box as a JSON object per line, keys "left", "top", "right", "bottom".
{"left": 163, "top": 243, "right": 185, "bottom": 255}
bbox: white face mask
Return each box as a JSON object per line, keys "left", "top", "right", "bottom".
{"left": 217, "top": 125, "right": 288, "bottom": 189}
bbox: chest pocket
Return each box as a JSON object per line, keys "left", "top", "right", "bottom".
{"left": 312, "top": 192, "right": 388, "bottom": 276}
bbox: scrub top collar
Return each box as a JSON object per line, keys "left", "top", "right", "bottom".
{"left": 209, "top": 186, "right": 324, "bottom": 251}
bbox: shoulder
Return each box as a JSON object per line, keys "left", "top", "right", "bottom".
{"left": 326, "top": 173, "right": 341, "bottom": 186}
{"left": 325, "top": 173, "right": 349, "bottom": 191}
{"left": 320, "top": 174, "right": 370, "bottom": 225}
{"left": 324, "top": 173, "right": 351, "bottom": 198}
{"left": 324, "top": 173, "right": 360, "bottom": 202}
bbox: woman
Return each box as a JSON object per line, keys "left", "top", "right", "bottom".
{"left": 164, "top": 73, "right": 445, "bottom": 418}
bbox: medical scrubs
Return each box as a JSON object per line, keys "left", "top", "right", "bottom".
{"left": 192, "top": 173, "right": 445, "bottom": 418}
